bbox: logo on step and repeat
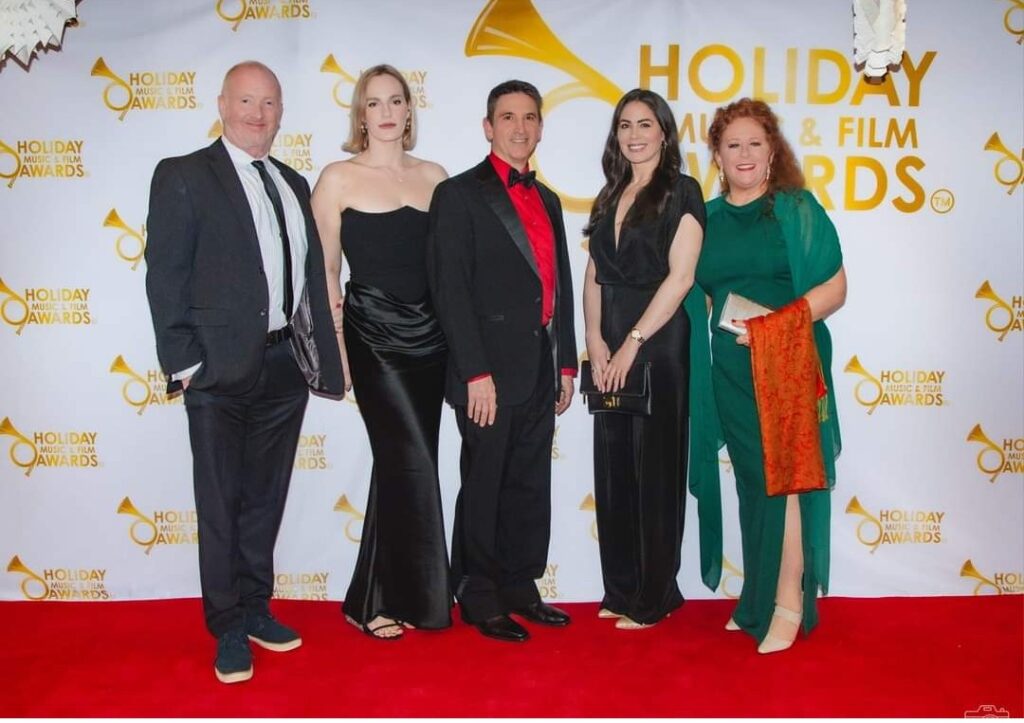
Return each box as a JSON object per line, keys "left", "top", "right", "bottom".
{"left": 208, "top": 120, "right": 315, "bottom": 172}
{"left": 320, "top": 55, "right": 431, "bottom": 110}
{"left": 843, "top": 355, "right": 945, "bottom": 414}
{"left": 0, "top": 138, "right": 85, "bottom": 188}
{"left": 294, "top": 433, "right": 330, "bottom": 471}
{"left": 578, "top": 493, "right": 598, "bottom": 540}
{"left": 844, "top": 495, "right": 945, "bottom": 553}
{"left": 960, "top": 559, "right": 1024, "bottom": 595}
{"left": 466, "top": 0, "right": 947, "bottom": 214}
{"left": 983, "top": 131, "right": 1023, "bottom": 195}
{"left": 334, "top": 494, "right": 363, "bottom": 542}
{"left": 0, "top": 417, "right": 99, "bottom": 477}
{"left": 538, "top": 563, "right": 559, "bottom": 600}
{"left": 90, "top": 58, "right": 198, "bottom": 121}
{"left": 117, "top": 496, "right": 198, "bottom": 555}
{"left": 273, "top": 570, "right": 329, "bottom": 600}
{"left": 216, "top": 0, "right": 313, "bottom": 31}
{"left": 998, "top": 0, "right": 1024, "bottom": 43}
{"left": 6, "top": 555, "right": 110, "bottom": 600}
{"left": 109, "top": 356, "right": 179, "bottom": 414}
{"left": 102, "top": 209, "right": 146, "bottom": 270}
{"left": 966, "top": 424, "right": 1024, "bottom": 483}
{"left": 0, "top": 277, "right": 92, "bottom": 335}
{"left": 719, "top": 556, "right": 744, "bottom": 599}
{"left": 975, "top": 281, "right": 1023, "bottom": 341}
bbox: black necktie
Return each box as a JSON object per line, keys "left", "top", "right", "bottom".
{"left": 252, "top": 160, "right": 294, "bottom": 320}
{"left": 507, "top": 167, "right": 536, "bottom": 189}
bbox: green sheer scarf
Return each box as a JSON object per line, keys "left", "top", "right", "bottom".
{"left": 685, "top": 188, "right": 843, "bottom": 593}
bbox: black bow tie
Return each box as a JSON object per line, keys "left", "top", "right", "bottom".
{"left": 507, "top": 167, "right": 536, "bottom": 189}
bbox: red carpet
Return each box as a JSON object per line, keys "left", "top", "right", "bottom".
{"left": 2, "top": 596, "right": 1020, "bottom": 717}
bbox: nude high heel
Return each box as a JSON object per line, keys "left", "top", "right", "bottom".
{"left": 757, "top": 604, "right": 802, "bottom": 654}
{"left": 725, "top": 617, "right": 741, "bottom": 631}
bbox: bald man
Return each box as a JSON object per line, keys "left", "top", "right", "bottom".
{"left": 145, "top": 61, "right": 343, "bottom": 683}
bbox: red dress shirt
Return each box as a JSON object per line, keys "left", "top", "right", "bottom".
{"left": 468, "top": 154, "right": 574, "bottom": 382}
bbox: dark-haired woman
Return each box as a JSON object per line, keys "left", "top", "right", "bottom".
{"left": 582, "top": 89, "right": 705, "bottom": 629}
{"left": 694, "top": 97, "right": 845, "bottom": 654}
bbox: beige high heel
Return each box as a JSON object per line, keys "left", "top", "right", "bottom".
{"left": 757, "top": 604, "right": 802, "bottom": 654}
{"left": 725, "top": 617, "right": 741, "bottom": 631}
{"left": 598, "top": 608, "right": 623, "bottom": 619}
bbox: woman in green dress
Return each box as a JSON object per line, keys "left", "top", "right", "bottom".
{"left": 693, "top": 98, "right": 846, "bottom": 654}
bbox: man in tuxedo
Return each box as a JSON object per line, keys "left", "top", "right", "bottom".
{"left": 145, "top": 61, "right": 343, "bottom": 683}
{"left": 428, "top": 80, "right": 577, "bottom": 642}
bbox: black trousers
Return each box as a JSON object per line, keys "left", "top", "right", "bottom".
{"left": 452, "top": 334, "right": 555, "bottom": 623}
{"left": 183, "top": 340, "right": 309, "bottom": 637}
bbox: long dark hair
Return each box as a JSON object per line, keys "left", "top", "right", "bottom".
{"left": 583, "top": 88, "right": 681, "bottom": 237}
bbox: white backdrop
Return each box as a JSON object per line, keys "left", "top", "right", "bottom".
{"left": 1, "top": 0, "right": 1021, "bottom": 604}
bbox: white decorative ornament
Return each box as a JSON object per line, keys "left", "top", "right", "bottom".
{"left": 853, "top": 0, "right": 907, "bottom": 80}
{"left": 0, "top": 0, "right": 77, "bottom": 67}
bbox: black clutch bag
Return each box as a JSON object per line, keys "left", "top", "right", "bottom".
{"left": 580, "top": 360, "right": 652, "bottom": 416}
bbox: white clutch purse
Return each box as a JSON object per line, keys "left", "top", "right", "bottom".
{"left": 718, "top": 292, "right": 773, "bottom": 335}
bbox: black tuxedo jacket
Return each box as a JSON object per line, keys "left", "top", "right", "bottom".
{"left": 145, "top": 139, "right": 343, "bottom": 397}
{"left": 427, "top": 158, "right": 577, "bottom": 407}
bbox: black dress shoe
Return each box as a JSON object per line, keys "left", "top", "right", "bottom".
{"left": 510, "top": 602, "right": 571, "bottom": 626}
{"left": 475, "top": 614, "right": 530, "bottom": 642}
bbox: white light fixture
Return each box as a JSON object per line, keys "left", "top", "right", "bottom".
{"left": 854, "top": 0, "right": 907, "bottom": 81}
{"left": 0, "top": 0, "right": 78, "bottom": 67}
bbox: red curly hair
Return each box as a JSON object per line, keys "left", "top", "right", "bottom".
{"left": 707, "top": 97, "right": 804, "bottom": 198}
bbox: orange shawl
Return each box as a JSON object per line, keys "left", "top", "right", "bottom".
{"left": 746, "top": 297, "right": 827, "bottom": 496}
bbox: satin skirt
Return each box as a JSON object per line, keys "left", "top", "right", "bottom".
{"left": 341, "top": 282, "right": 452, "bottom": 629}
{"left": 593, "top": 283, "right": 690, "bottom": 624}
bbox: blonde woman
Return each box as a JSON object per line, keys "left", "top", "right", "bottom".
{"left": 312, "top": 64, "right": 450, "bottom": 640}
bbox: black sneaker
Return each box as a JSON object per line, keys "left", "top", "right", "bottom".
{"left": 214, "top": 629, "right": 253, "bottom": 684}
{"left": 246, "top": 612, "right": 302, "bottom": 652}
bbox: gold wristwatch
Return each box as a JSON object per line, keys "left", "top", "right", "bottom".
{"left": 630, "top": 328, "right": 646, "bottom": 345}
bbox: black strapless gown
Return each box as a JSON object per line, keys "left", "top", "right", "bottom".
{"left": 339, "top": 206, "right": 451, "bottom": 629}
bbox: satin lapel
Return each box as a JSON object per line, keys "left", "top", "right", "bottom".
{"left": 537, "top": 182, "right": 563, "bottom": 301}
{"left": 474, "top": 161, "right": 539, "bottom": 280}
{"left": 538, "top": 183, "right": 562, "bottom": 383}
{"left": 206, "top": 139, "right": 261, "bottom": 258}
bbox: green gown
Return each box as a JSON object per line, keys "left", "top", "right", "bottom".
{"left": 694, "top": 193, "right": 835, "bottom": 642}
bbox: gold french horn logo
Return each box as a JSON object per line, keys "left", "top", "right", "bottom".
{"left": 974, "top": 281, "right": 1017, "bottom": 341}
{"left": 966, "top": 423, "right": 1005, "bottom": 483}
{"left": 845, "top": 495, "right": 883, "bottom": 553}
{"left": 320, "top": 54, "right": 358, "bottom": 109}
{"left": 720, "top": 556, "right": 744, "bottom": 599}
{"left": 0, "top": 416, "right": 38, "bottom": 476}
{"left": 117, "top": 496, "right": 159, "bottom": 554}
{"left": 1000, "top": 0, "right": 1024, "bottom": 43}
{"left": 578, "top": 492, "right": 598, "bottom": 540}
{"left": 959, "top": 559, "right": 1001, "bottom": 595}
{"left": 983, "top": 132, "right": 1024, "bottom": 195}
{"left": 90, "top": 57, "right": 134, "bottom": 121}
{"left": 208, "top": 119, "right": 224, "bottom": 138}
{"left": 466, "top": 0, "right": 623, "bottom": 213}
{"left": 0, "top": 139, "right": 23, "bottom": 189}
{"left": 333, "top": 494, "right": 364, "bottom": 542}
{"left": 843, "top": 355, "right": 883, "bottom": 414}
{"left": 215, "top": 0, "right": 248, "bottom": 31}
{"left": 110, "top": 355, "right": 153, "bottom": 414}
{"left": 103, "top": 209, "right": 146, "bottom": 270}
{"left": 0, "top": 277, "right": 30, "bottom": 334}
{"left": 6, "top": 555, "right": 48, "bottom": 600}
